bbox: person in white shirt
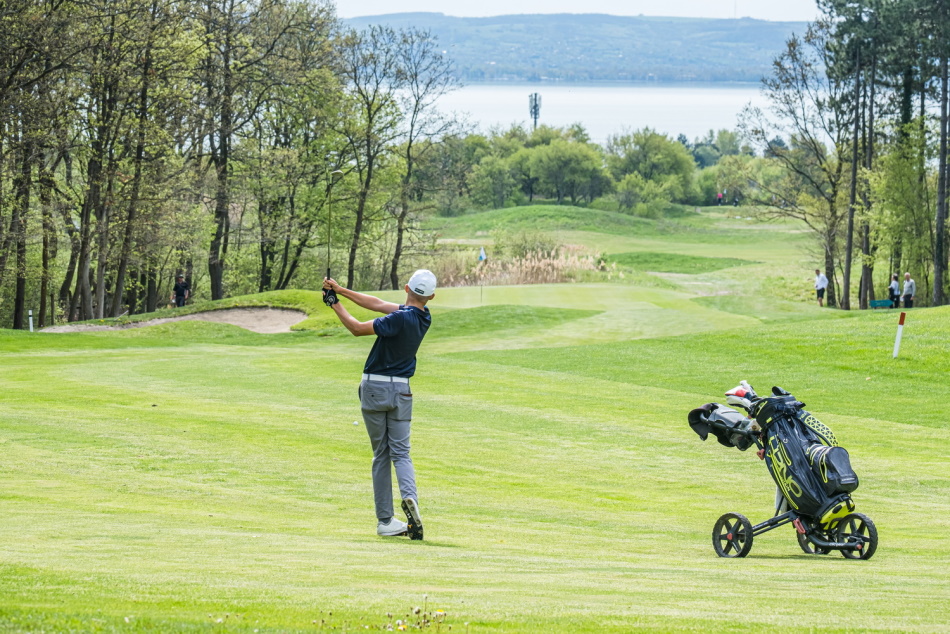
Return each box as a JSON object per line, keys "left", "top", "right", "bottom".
{"left": 888, "top": 273, "right": 900, "bottom": 308}
{"left": 902, "top": 272, "right": 916, "bottom": 309}
{"left": 814, "top": 269, "right": 829, "bottom": 307}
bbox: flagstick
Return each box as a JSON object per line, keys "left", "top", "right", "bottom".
{"left": 893, "top": 312, "right": 906, "bottom": 358}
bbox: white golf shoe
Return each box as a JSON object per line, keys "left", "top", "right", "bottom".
{"left": 377, "top": 517, "right": 408, "bottom": 537}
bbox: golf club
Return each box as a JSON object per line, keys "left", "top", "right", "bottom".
{"left": 326, "top": 169, "right": 344, "bottom": 281}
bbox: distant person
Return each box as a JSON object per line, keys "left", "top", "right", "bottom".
{"left": 733, "top": 196, "right": 739, "bottom": 207}
{"left": 172, "top": 275, "right": 190, "bottom": 308}
{"left": 902, "top": 272, "right": 916, "bottom": 308}
{"left": 814, "top": 269, "right": 829, "bottom": 307}
{"left": 888, "top": 273, "right": 900, "bottom": 309}
{"left": 717, "top": 191, "right": 723, "bottom": 206}
{"left": 322, "top": 269, "right": 436, "bottom": 540}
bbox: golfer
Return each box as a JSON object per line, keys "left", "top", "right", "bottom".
{"left": 322, "top": 270, "right": 436, "bottom": 540}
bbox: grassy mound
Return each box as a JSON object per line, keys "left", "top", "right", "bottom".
{"left": 428, "top": 205, "right": 656, "bottom": 238}
{"left": 607, "top": 251, "right": 756, "bottom": 274}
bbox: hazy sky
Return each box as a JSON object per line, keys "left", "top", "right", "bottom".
{"left": 335, "top": 0, "right": 820, "bottom": 22}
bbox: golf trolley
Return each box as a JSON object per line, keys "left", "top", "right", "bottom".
{"left": 688, "top": 382, "right": 878, "bottom": 560}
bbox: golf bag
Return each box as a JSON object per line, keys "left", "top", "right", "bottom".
{"left": 688, "top": 382, "right": 876, "bottom": 559}
{"left": 750, "top": 390, "right": 858, "bottom": 523}
{"left": 689, "top": 386, "right": 859, "bottom": 527}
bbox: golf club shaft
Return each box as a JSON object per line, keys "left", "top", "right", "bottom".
{"left": 326, "top": 177, "right": 332, "bottom": 281}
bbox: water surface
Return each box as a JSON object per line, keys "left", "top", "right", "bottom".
{"left": 437, "top": 83, "right": 768, "bottom": 143}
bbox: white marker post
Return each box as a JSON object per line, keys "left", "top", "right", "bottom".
{"left": 28, "top": 309, "right": 34, "bottom": 333}
{"left": 893, "top": 312, "right": 906, "bottom": 358}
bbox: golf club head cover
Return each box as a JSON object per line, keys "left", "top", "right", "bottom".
{"left": 323, "top": 287, "right": 339, "bottom": 307}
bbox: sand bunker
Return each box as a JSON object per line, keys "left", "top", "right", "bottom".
{"left": 43, "top": 307, "right": 308, "bottom": 334}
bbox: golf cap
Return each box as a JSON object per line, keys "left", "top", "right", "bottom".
{"left": 407, "top": 269, "right": 437, "bottom": 297}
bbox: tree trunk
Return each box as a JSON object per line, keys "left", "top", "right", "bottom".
{"left": 934, "top": 55, "right": 949, "bottom": 307}
{"left": 899, "top": 67, "right": 914, "bottom": 135}
{"left": 93, "top": 164, "right": 114, "bottom": 318}
{"left": 842, "top": 48, "right": 861, "bottom": 311}
{"left": 390, "top": 204, "right": 408, "bottom": 290}
{"left": 145, "top": 267, "right": 159, "bottom": 313}
{"left": 274, "top": 190, "right": 296, "bottom": 289}
{"left": 58, "top": 205, "right": 81, "bottom": 317}
{"left": 277, "top": 217, "right": 313, "bottom": 290}
{"left": 71, "top": 153, "right": 100, "bottom": 321}
{"left": 208, "top": 17, "right": 234, "bottom": 301}
{"left": 859, "top": 49, "right": 877, "bottom": 310}
{"left": 127, "top": 267, "right": 139, "bottom": 316}
{"left": 825, "top": 238, "right": 837, "bottom": 309}
{"left": 39, "top": 161, "right": 55, "bottom": 327}
{"left": 391, "top": 155, "right": 413, "bottom": 290}
{"left": 112, "top": 32, "right": 152, "bottom": 316}
{"left": 12, "top": 140, "right": 33, "bottom": 330}
{"left": 348, "top": 151, "right": 375, "bottom": 289}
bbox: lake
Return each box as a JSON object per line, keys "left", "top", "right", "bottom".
{"left": 436, "top": 83, "right": 768, "bottom": 144}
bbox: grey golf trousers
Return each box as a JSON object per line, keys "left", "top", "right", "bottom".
{"left": 360, "top": 378, "right": 417, "bottom": 520}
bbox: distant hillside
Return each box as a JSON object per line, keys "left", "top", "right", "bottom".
{"left": 344, "top": 13, "right": 808, "bottom": 83}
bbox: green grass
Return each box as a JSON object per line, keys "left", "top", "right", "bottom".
{"left": 2, "top": 301, "right": 948, "bottom": 632}
{"left": 428, "top": 205, "right": 656, "bottom": 239}
{"left": 428, "top": 205, "right": 808, "bottom": 248}
{"left": 607, "top": 251, "right": 756, "bottom": 274}
{"left": 2, "top": 203, "right": 948, "bottom": 632}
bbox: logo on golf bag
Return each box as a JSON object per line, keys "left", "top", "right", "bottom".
{"left": 767, "top": 436, "right": 803, "bottom": 507}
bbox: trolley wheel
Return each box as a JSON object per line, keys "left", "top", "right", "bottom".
{"left": 836, "top": 513, "right": 878, "bottom": 560}
{"left": 796, "top": 530, "right": 831, "bottom": 555}
{"left": 712, "top": 513, "right": 753, "bottom": 558}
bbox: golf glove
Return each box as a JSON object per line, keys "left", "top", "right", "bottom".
{"left": 323, "top": 288, "right": 339, "bottom": 307}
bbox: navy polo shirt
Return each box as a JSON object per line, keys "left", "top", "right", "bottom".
{"left": 364, "top": 305, "right": 431, "bottom": 378}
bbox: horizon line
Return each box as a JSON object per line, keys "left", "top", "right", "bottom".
{"left": 341, "top": 11, "right": 811, "bottom": 23}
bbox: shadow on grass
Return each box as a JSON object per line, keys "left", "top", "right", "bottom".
{"left": 369, "top": 538, "right": 462, "bottom": 549}
{"left": 744, "top": 554, "right": 846, "bottom": 561}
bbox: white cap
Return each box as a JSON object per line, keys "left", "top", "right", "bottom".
{"left": 407, "top": 269, "right": 437, "bottom": 296}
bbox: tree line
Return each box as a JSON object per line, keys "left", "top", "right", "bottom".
{"left": 3, "top": 0, "right": 949, "bottom": 329}
{"left": 740, "top": 0, "right": 950, "bottom": 309}
{"left": 0, "top": 0, "right": 457, "bottom": 328}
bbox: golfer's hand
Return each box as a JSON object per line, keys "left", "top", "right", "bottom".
{"left": 323, "top": 277, "right": 343, "bottom": 292}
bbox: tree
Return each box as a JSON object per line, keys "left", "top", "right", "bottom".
{"left": 615, "top": 172, "right": 672, "bottom": 216}
{"left": 338, "top": 25, "right": 405, "bottom": 290}
{"left": 508, "top": 147, "right": 539, "bottom": 202}
{"left": 0, "top": 0, "right": 81, "bottom": 328}
{"left": 530, "top": 140, "right": 606, "bottom": 205}
{"left": 389, "top": 27, "right": 459, "bottom": 289}
{"left": 931, "top": 0, "right": 950, "bottom": 305}
{"left": 469, "top": 155, "right": 515, "bottom": 209}
{"left": 605, "top": 128, "right": 696, "bottom": 203}
{"left": 239, "top": 0, "right": 338, "bottom": 293}
{"left": 194, "top": 0, "right": 313, "bottom": 300}
{"left": 742, "top": 22, "right": 854, "bottom": 308}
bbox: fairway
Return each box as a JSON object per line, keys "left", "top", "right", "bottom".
{"left": 2, "top": 208, "right": 949, "bottom": 632}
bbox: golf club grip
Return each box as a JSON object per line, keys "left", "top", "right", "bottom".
{"left": 326, "top": 267, "right": 331, "bottom": 280}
